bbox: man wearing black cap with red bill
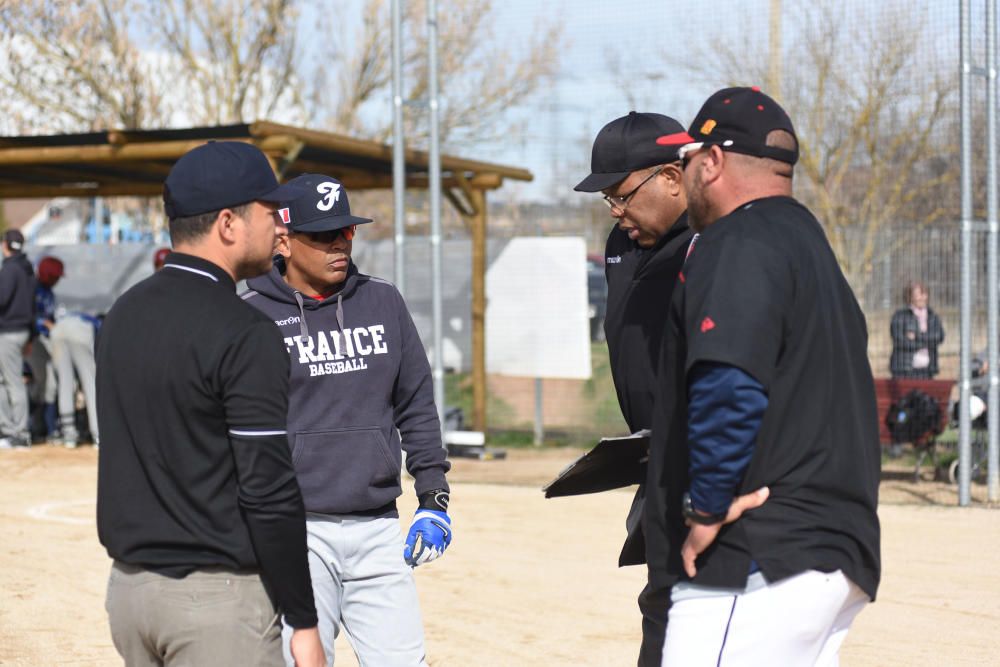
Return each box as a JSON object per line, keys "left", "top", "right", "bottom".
{"left": 243, "top": 174, "right": 451, "bottom": 666}
{"left": 644, "top": 87, "right": 881, "bottom": 664}
{"left": 97, "top": 141, "right": 324, "bottom": 666}
{"left": 574, "top": 112, "right": 694, "bottom": 667}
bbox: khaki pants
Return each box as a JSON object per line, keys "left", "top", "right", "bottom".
{"left": 105, "top": 561, "right": 283, "bottom": 667}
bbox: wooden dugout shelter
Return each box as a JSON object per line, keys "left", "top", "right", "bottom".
{"left": 0, "top": 120, "right": 533, "bottom": 431}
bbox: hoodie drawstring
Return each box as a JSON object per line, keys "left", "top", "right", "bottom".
{"left": 293, "top": 291, "right": 310, "bottom": 340}
{"left": 292, "top": 290, "right": 345, "bottom": 341}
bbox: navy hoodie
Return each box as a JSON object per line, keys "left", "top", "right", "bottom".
{"left": 243, "top": 263, "right": 449, "bottom": 515}
{"left": 0, "top": 252, "right": 35, "bottom": 334}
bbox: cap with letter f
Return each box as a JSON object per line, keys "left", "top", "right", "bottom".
{"left": 277, "top": 174, "right": 373, "bottom": 233}
{"left": 574, "top": 111, "right": 691, "bottom": 192}
{"left": 664, "top": 86, "right": 799, "bottom": 165}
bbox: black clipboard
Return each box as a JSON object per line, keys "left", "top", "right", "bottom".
{"left": 542, "top": 430, "right": 650, "bottom": 498}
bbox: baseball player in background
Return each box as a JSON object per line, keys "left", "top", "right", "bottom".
{"left": 242, "top": 173, "right": 452, "bottom": 667}
{"left": 574, "top": 111, "right": 694, "bottom": 667}
{"left": 644, "top": 87, "right": 881, "bottom": 665}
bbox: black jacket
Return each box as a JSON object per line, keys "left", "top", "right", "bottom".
{"left": 96, "top": 252, "right": 317, "bottom": 628}
{"left": 645, "top": 197, "right": 880, "bottom": 600}
{"left": 0, "top": 252, "right": 35, "bottom": 334}
{"left": 889, "top": 307, "right": 944, "bottom": 378}
{"left": 603, "top": 214, "right": 694, "bottom": 566}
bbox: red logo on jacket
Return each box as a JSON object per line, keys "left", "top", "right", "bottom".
{"left": 700, "top": 317, "right": 716, "bottom": 333}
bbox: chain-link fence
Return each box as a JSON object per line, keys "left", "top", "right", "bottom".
{"left": 456, "top": 0, "right": 995, "bottom": 443}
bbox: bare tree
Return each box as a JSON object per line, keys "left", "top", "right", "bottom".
{"left": 148, "top": 0, "right": 304, "bottom": 125}
{"left": 667, "top": 3, "right": 960, "bottom": 294}
{"left": 0, "top": 0, "right": 168, "bottom": 132}
{"left": 322, "top": 0, "right": 562, "bottom": 149}
{"left": 0, "top": 0, "right": 307, "bottom": 132}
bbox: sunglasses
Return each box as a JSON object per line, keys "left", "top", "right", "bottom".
{"left": 298, "top": 225, "right": 357, "bottom": 244}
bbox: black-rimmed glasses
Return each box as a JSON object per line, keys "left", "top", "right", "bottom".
{"left": 602, "top": 166, "right": 664, "bottom": 212}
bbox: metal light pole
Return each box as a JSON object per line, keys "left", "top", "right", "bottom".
{"left": 427, "top": 0, "right": 445, "bottom": 431}
{"left": 959, "top": 0, "right": 974, "bottom": 506}
{"left": 988, "top": 0, "right": 1000, "bottom": 502}
{"left": 391, "top": 0, "right": 406, "bottom": 295}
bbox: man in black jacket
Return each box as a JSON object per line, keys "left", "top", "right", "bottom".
{"left": 574, "top": 112, "right": 694, "bottom": 667}
{"left": 0, "top": 230, "right": 34, "bottom": 449}
{"left": 648, "top": 87, "right": 879, "bottom": 664}
{"left": 97, "top": 142, "right": 324, "bottom": 666}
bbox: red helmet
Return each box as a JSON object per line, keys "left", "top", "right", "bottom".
{"left": 153, "top": 247, "right": 171, "bottom": 270}
{"left": 37, "top": 256, "right": 65, "bottom": 288}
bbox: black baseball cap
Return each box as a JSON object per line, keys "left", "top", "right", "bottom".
{"left": 574, "top": 112, "right": 690, "bottom": 192}
{"left": 277, "top": 174, "right": 373, "bottom": 232}
{"left": 662, "top": 86, "right": 798, "bottom": 165}
{"left": 3, "top": 229, "right": 24, "bottom": 252}
{"left": 163, "top": 141, "right": 307, "bottom": 218}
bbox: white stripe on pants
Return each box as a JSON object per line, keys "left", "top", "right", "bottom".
{"left": 0, "top": 330, "right": 28, "bottom": 437}
{"left": 662, "top": 569, "right": 869, "bottom": 667}
{"left": 282, "top": 513, "right": 428, "bottom": 667}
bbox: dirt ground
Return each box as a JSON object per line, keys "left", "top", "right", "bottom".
{"left": 2, "top": 446, "right": 999, "bottom": 666}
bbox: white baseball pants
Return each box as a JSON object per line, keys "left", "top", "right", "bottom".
{"left": 662, "top": 569, "right": 869, "bottom": 666}
{"left": 282, "top": 513, "right": 428, "bottom": 667}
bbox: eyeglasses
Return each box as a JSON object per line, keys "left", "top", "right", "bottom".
{"left": 602, "top": 166, "right": 664, "bottom": 212}
{"left": 298, "top": 225, "right": 357, "bottom": 244}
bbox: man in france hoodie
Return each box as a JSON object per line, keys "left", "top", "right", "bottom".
{"left": 242, "top": 174, "right": 451, "bottom": 667}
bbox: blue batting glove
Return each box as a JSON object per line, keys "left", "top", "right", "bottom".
{"left": 403, "top": 509, "right": 452, "bottom": 567}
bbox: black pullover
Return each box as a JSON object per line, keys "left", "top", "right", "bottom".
{"left": 603, "top": 213, "right": 693, "bottom": 566}
{"left": 96, "top": 252, "right": 317, "bottom": 629}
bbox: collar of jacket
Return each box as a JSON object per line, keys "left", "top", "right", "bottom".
{"left": 159, "top": 251, "right": 236, "bottom": 290}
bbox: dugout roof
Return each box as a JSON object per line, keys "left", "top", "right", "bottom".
{"left": 0, "top": 120, "right": 531, "bottom": 213}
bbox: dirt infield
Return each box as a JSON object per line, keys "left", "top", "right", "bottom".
{"left": 1, "top": 446, "right": 999, "bottom": 666}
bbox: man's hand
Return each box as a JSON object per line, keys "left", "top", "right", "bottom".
{"left": 403, "top": 509, "right": 452, "bottom": 567}
{"left": 289, "top": 626, "right": 325, "bottom": 667}
{"left": 681, "top": 486, "right": 770, "bottom": 578}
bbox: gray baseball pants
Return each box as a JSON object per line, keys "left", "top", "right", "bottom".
{"left": 50, "top": 316, "right": 98, "bottom": 443}
{"left": 0, "top": 330, "right": 29, "bottom": 438}
{"left": 282, "top": 513, "right": 428, "bottom": 667}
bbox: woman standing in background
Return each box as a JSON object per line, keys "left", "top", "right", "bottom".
{"left": 890, "top": 280, "right": 945, "bottom": 379}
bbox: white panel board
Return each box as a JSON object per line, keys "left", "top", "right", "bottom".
{"left": 486, "top": 237, "right": 592, "bottom": 379}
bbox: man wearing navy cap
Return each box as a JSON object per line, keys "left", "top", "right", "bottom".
{"left": 574, "top": 112, "right": 694, "bottom": 667}
{"left": 97, "top": 141, "right": 325, "bottom": 666}
{"left": 243, "top": 174, "right": 451, "bottom": 666}
{"left": 645, "top": 87, "right": 880, "bottom": 664}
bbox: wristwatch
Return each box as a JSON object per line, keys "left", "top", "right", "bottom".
{"left": 682, "top": 492, "right": 727, "bottom": 525}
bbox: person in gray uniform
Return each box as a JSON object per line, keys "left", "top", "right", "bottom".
{"left": 243, "top": 173, "right": 453, "bottom": 667}
{"left": 49, "top": 311, "right": 101, "bottom": 448}
{"left": 0, "top": 230, "right": 34, "bottom": 449}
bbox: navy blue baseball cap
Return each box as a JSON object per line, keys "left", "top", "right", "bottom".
{"left": 277, "top": 174, "right": 373, "bottom": 232}
{"left": 163, "top": 141, "right": 307, "bottom": 218}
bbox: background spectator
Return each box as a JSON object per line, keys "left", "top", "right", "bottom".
{"left": 890, "top": 280, "right": 945, "bottom": 379}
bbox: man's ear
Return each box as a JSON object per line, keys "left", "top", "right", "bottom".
{"left": 701, "top": 145, "right": 727, "bottom": 185}
{"left": 661, "top": 163, "right": 684, "bottom": 196}
{"left": 216, "top": 209, "right": 239, "bottom": 243}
